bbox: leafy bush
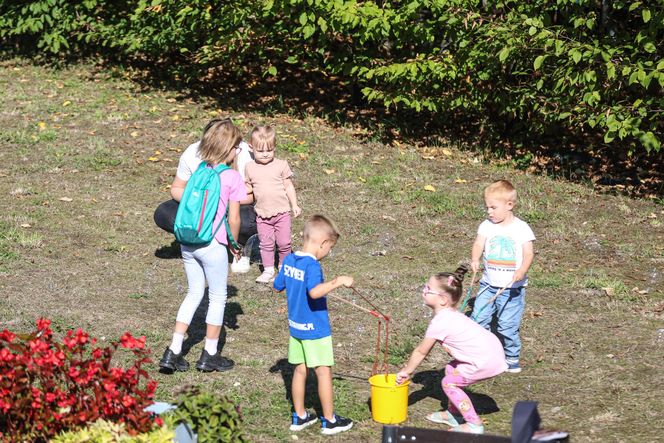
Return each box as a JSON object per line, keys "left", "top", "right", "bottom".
{"left": 1, "top": 0, "right": 662, "bottom": 154}
{"left": 168, "top": 386, "right": 247, "bottom": 443}
{"left": 52, "top": 419, "right": 174, "bottom": 443}
{"left": 0, "top": 319, "right": 160, "bottom": 442}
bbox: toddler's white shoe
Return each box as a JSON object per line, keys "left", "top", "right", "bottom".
{"left": 231, "top": 256, "right": 251, "bottom": 274}
{"left": 255, "top": 268, "right": 275, "bottom": 284}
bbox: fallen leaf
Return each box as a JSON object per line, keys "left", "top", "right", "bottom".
{"left": 442, "top": 148, "right": 452, "bottom": 156}
{"left": 148, "top": 157, "right": 160, "bottom": 162}
{"left": 130, "top": 131, "right": 139, "bottom": 137}
{"left": 602, "top": 287, "right": 615, "bottom": 297}
{"left": 324, "top": 169, "right": 335, "bottom": 175}
{"left": 382, "top": 215, "right": 396, "bottom": 221}
{"left": 20, "top": 223, "right": 31, "bottom": 228}
{"left": 421, "top": 155, "right": 435, "bottom": 160}
{"left": 62, "top": 100, "right": 71, "bottom": 107}
{"left": 454, "top": 178, "right": 467, "bottom": 183}
{"left": 171, "top": 115, "right": 180, "bottom": 121}
{"left": 358, "top": 177, "right": 366, "bottom": 183}
{"left": 424, "top": 184, "right": 436, "bottom": 192}
{"left": 59, "top": 197, "right": 73, "bottom": 202}
{"left": 154, "top": 150, "right": 161, "bottom": 155}
{"left": 38, "top": 122, "right": 47, "bottom": 130}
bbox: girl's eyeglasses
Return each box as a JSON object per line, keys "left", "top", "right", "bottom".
{"left": 421, "top": 284, "right": 446, "bottom": 297}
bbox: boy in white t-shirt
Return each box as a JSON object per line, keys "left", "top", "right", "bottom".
{"left": 470, "top": 180, "right": 535, "bottom": 374}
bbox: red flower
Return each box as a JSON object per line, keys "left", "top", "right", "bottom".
{"left": 121, "top": 395, "right": 136, "bottom": 408}
{"left": 119, "top": 332, "right": 146, "bottom": 349}
{"left": 0, "top": 329, "right": 16, "bottom": 342}
{"left": 36, "top": 318, "right": 51, "bottom": 331}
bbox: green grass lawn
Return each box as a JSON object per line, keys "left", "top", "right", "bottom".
{"left": 1, "top": 57, "right": 663, "bottom": 442}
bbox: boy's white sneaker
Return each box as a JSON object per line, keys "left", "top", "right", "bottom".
{"left": 231, "top": 256, "right": 251, "bottom": 273}
{"left": 255, "top": 268, "right": 275, "bottom": 284}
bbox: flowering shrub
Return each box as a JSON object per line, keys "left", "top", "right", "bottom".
{"left": 0, "top": 319, "right": 160, "bottom": 442}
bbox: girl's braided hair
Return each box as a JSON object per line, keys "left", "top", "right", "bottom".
{"left": 433, "top": 264, "right": 469, "bottom": 306}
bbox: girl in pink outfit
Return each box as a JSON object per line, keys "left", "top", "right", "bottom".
{"left": 396, "top": 265, "right": 507, "bottom": 435}
{"left": 244, "top": 126, "right": 301, "bottom": 283}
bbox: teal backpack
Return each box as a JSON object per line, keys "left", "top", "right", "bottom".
{"left": 174, "top": 162, "right": 240, "bottom": 248}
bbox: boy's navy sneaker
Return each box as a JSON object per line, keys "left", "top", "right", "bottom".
{"left": 158, "top": 348, "right": 189, "bottom": 373}
{"left": 505, "top": 361, "right": 522, "bottom": 373}
{"left": 320, "top": 414, "right": 353, "bottom": 435}
{"left": 290, "top": 412, "right": 318, "bottom": 431}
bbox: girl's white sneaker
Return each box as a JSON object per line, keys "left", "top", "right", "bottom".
{"left": 255, "top": 268, "right": 275, "bottom": 283}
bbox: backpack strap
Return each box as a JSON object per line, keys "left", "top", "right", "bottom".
{"left": 209, "top": 165, "right": 241, "bottom": 250}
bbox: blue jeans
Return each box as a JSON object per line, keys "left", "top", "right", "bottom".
{"left": 471, "top": 283, "right": 526, "bottom": 363}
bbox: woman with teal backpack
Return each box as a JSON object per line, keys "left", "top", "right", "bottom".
{"left": 159, "top": 119, "right": 247, "bottom": 373}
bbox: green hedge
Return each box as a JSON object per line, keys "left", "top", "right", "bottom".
{"left": 1, "top": 0, "right": 662, "bottom": 154}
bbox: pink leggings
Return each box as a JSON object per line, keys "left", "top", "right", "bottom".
{"left": 442, "top": 362, "right": 482, "bottom": 425}
{"left": 256, "top": 212, "right": 292, "bottom": 268}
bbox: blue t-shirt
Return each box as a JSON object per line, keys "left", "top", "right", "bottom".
{"left": 273, "top": 251, "right": 331, "bottom": 340}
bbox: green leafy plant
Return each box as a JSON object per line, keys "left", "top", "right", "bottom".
{"left": 52, "top": 419, "right": 174, "bottom": 443}
{"left": 168, "top": 386, "right": 247, "bottom": 443}
{"left": 1, "top": 0, "right": 662, "bottom": 155}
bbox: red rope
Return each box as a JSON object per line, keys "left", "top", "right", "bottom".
{"left": 328, "top": 288, "right": 391, "bottom": 376}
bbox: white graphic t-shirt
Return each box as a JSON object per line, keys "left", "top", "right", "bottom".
{"left": 478, "top": 217, "right": 535, "bottom": 288}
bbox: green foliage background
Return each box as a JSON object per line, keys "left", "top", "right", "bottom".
{"left": 1, "top": 0, "right": 662, "bottom": 154}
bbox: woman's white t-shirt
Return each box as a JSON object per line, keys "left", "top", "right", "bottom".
{"left": 176, "top": 141, "right": 252, "bottom": 182}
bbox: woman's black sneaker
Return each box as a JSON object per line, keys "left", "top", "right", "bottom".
{"left": 158, "top": 348, "right": 189, "bottom": 373}
{"left": 320, "top": 414, "right": 353, "bottom": 435}
{"left": 195, "top": 349, "right": 235, "bottom": 372}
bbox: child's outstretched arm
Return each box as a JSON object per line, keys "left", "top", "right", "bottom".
{"left": 396, "top": 337, "right": 437, "bottom": 385}
{"left": 283, "top": 177, "right": 302, "bottom": 217}
{"left": 513, "top": 240, "right": 534, "bottom": 283}
{"left": 309, "top": 276, "right": 354, "bottom": 300}
{"left": 470, "top": 234, "right": 486, "bottom": 273}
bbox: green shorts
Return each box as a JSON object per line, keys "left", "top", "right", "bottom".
{"left": 288, "top": 336, "right": 334, "bottom": 368}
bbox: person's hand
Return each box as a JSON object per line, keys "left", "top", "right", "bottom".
{"left": 230, "top": 245, "right": 243, "bottom": 261}
{"left": 396, "top": 371, "right": 410, "bottom": 385}
{"left": 471, "top": 260, "right": 481, "bottom": 273}
{"left": 292, "top": 204, "right": 302, "bottom": 218}
{"left": 335, "top": 276, "right": 354, "bottom": 288}
{"left": 512, "top": 269, "right": 526, "bottom": 283}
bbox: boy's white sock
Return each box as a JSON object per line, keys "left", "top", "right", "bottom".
{"left": 204, "top": 337, "right": 219, "bottom": 355}
{"left": 263, "top": 266, "right": 275, "bottom": 274}
{"left": 169, "top": 332, "right": 185, "bottom": 354}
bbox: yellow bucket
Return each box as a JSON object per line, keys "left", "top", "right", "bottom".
{"left": 368, "top": 373, "right": 409, "bottom": 424}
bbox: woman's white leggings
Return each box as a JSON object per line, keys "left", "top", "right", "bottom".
{"left": 176, "top": 240, "right": 229, "bottom": 327}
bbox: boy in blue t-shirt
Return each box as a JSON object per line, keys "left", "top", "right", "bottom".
{"left": 273, "top": 214, "right": 354, "bottom": 435}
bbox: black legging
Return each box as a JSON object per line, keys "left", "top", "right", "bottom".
{"left": 153, "top": 199, "right": 257, "bottom": 245}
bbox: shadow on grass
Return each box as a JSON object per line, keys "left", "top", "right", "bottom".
{"left": 155, "top": 240, "right": 181, "bottom": 259}
{"left": 408, "top": 369, "right": 499, "bottom": 416}
{"left": 269, "top": 358, "right": 350, "bottom": 417}
{"left": 180, "top": 286, "right": 243, "bottom": 358}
